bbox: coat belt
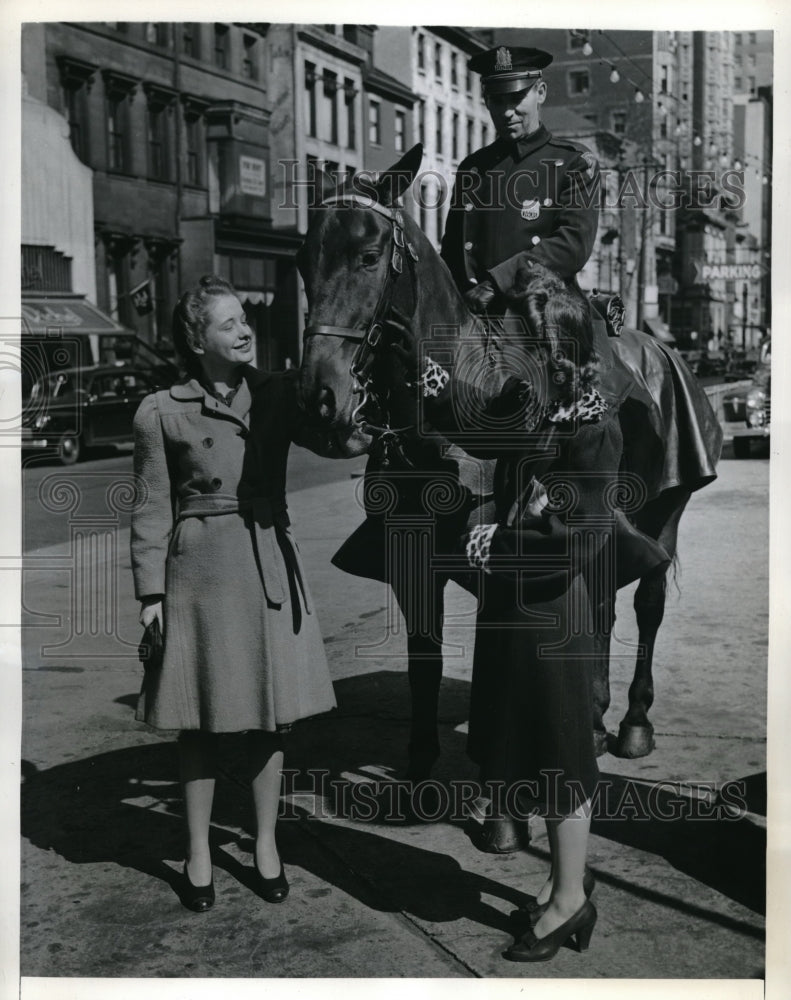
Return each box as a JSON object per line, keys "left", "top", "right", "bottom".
{"left": 176, "top": 493, "right": 308, "bottom": 609}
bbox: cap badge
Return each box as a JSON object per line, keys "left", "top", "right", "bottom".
{"left": 521, "top": 198, "right": 540, "bottom": 221}
{"left": 495, "top": 47, "right": 513, "bottom": 72}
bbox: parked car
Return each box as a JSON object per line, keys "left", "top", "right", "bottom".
{"left": 721, "top": 340, "right": 771, "bottom": 458}
{"left": 22, "top": 365, "right": 163, "bottom": 465}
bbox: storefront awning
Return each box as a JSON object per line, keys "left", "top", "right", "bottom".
{"left": 643, "top": 316, "right": 677, "bottom": 345}
{"left": 22, "top": 294, "right": 128, "bottom": 336}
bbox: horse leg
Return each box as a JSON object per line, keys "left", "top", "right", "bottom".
{"left": 615, "top": 489, "right": 690, "bottom": 759}
{"left": 590, "top": 594, "right": 615, "bottom": 757}
{"left": 392, "top": 570, "right": 446, "bottom": 782}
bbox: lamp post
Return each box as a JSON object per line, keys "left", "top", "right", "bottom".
{"left": 742, "top": 282, "right": 748, "bottom": 350}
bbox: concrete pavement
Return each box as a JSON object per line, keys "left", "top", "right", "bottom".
{"left": 18, "top": 445, "right": 768, "bottom": 983}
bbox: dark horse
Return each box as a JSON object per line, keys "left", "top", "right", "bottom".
{"left": 297, "top": 145, "right": 722, "bottom": 786}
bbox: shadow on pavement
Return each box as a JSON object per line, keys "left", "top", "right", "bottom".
{"left": 591, "top": 771, "right": 765, "bottom": 919}
{"left": 21, "top": 670, "right": 764, "bottom": 944}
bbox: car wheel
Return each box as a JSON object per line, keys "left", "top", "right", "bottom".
{"left": 57, "top": 431, "right": 82, "bottom": 466}
{"left": 732, "top": 437, "right": 752, "bottom": 459}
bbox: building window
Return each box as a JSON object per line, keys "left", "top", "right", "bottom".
{"left": 417, "top": 33, "right": 425, "bottom": 72}
{"left": 242, "top": 34, "right": 258, "bottom": 79}
{"left": 748, "top": 75, "right": 756, "bottom": 93}
{"left": 395, "top": 110, "right": 406, "bottom": 153}
{"left": 434, "top": 42, "right": 442, "bottom": 81}
{"left": 323, "top": 71, "right": 339, "bottom": 144}
{"left": 435, "top": 104, "right": 443, "bottom": 157}
{"left": 748, "top": 53, "right": 756, "bottom": 68}
{"left": 734, "top": 32, "right": 742, "bottom": 45}
{"left": 568, "top": 29, "right": 588, "bottom": 50}
{"left": 417, "top": 101, "right": 425, "bottom": 145}
{"left": 185, "top": 117, "right": 202, "bottom": 185}
{"left": 451, "top": 52, "right": 458, "bottom": 88}
{"left": 147, "top": 106, "right": 168, "bottom": 180}
{"left": 451, "top": 112, "right": 459, "bottom": 159}
{"left": 368, "top": 99, "right": 381, "bottom": 145}
{"left": 734, "top": 75, "right": 743, "bottom": 90}
{"left": 144, "top": 23, "right": 171, "bottom": 47}
{"left": 466, "top": 116, "right": 474, "bottom": 155}
{"left": 481, "top": 122, "right": 489, "bottom": 146}
{"left": 182, "top": 23, "right": 199, "bottom": 58}
{"left": 611, "top": 110, "right": 627, "bottom": 135}
{"left": 107, "top": 96, "right": 129, "bottom": 172}
{"left": 466, "top": 67, "right": 473, "bottom": 96}
{"left": 659, "top": 117, "right": 668, "bottom": 139}
{"left": 304, "top": 62, "right": 317, "bottom": 137}
{"left": 214, "top": 24, "right": 230, "bottom": 70}
{"left": 568, "top": 69, "right": 590, "bottom": 97}
{"left": 344, "top": 79, "right": 356, "bottom": 149}
{"left": 748, "top": 31, "right": 756, "bottom": 44}
{"left": 58, "top": 57, "right": 96, "bottom": 163}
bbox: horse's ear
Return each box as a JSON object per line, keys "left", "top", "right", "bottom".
{"left": 374, "top": 143, "right": 423, "bottom": 206}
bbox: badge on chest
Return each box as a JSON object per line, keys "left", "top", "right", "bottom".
{"left": 521, "top": 198, "right": 540, "bottom": 221}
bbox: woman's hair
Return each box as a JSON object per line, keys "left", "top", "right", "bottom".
{"left": 172, "top": 274, "right": 238, "bottom": 378}
{"left": 510, "top": 260, "right": 599, "bottom": 403}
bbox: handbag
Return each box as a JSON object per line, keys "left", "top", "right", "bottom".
{"left": 138, "top": 617, "right": 164, "bottom": 674}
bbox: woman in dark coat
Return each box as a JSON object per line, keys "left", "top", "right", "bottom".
{"left": 132, "top": 275, "right": 335, "bottom": 911}
{"left": 416, "top": 264, "right": 668, "bottom": 961}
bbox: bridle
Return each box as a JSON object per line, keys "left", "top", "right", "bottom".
{"left": 302, "top": 194, "right": 420, "bottom": 464}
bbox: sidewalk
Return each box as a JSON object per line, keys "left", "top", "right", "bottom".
{"left": 19, "top": 469, "right": 766, "bottom": 981}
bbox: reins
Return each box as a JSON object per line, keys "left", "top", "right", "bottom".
{"left": 302, "top": 195, "right": 421, "bottom": 466}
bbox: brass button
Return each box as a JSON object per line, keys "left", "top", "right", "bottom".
{"left": 211, "top": 477, "right": 222, "bottom": 490}
{"left": 202, "top": 437, "right": 214, "bottom": 448}
{"left": 531, "top": 235, "right": 541, "bottom": 245}
{"left": 464, "top": 241, "right": 474, "bottom": 251}
{"left": 464, "top": 202, "right": 474, "bottom": 212}
{"left": 543, "top": 198, "right": 553, "bottom": 206}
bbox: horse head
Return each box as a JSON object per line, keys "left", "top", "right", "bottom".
{"left": 297, "top": 144, "right": 468, "bottom": 456}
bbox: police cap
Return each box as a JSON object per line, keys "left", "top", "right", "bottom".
{"left": 469, "top": 45, "right": 553, "bottom": 95}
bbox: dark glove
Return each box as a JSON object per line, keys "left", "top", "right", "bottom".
{"left": 464, "top": 280, "right": 496, "bottom": 315}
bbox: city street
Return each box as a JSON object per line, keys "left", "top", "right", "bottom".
{"left": 18, "top": 441, "right": 768, "bottom": 981}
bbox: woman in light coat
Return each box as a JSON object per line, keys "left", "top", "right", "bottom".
{"left": 132, "top": 275, "right": 336, "bottom": 911}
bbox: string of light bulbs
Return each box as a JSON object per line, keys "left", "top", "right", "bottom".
{"left": 568, "top": 29, "right": 771, "bottom": 182}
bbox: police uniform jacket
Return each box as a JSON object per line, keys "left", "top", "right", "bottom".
{"left": 440, "top": 124, "right": 600, "bottom": 291}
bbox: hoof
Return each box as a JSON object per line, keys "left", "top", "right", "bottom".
{"left": 466, "top": 816, "right": 530, "bottom": 854}
{"left": 615, "top": 722, "right": 655, "bottom": 759}
{"left": 593, "top": 730, "right": 609, "bottom": 757}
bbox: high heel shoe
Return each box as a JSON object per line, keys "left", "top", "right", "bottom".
{"left": 254, "top": 860, "right": 289, "bottom": 903}
{"left": 504, "top": 899, "right": 597, "bottom": 963}
{"left": 180, "top": 862, "right": 215, "bottom": 913}
{"left": 509, "top": 867, "right": 596, "bottom": 926}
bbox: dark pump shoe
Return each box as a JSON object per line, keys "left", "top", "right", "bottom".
{"left": 504, "top": 899, "right": 598, "bottom": 963}
{"left": 255, "top": 861, "right": 289, "bottom": 903}
{"left": 510, "top": 867, "right": 596, "bottom": 926}
{"left": 180, "top": 863, "right": 215, "bottom": 913}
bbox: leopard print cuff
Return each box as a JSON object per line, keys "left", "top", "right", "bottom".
{"left": 419, "top": 356, "right": 450, "bottom": 398}
{"left": 466, "top": 523, "right": 498, "bottom": 574}
{"left": 548, "top": 387, "right": 608, "bottom": 425}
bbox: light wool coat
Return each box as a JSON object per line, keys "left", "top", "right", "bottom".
{"left": 131, "top": 367, "right": 336, "bottom": 733}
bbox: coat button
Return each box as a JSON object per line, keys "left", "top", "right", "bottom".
{"left": 202, "top": 437, "right": 214, "bottom": 448}
{"left": 464, "top": 202, "right": 474, "bottom": 212}
{"left": 464, "top": 241, "right": 474, "bottom": 251}
{"left": 531, "top": 236, "right": 541, "bottom": 245}
{"left": 543, "top": 197, "right": 553, "bottom": 206}
{"left": 211, "top": 477, "right": 222, "bottom": 490}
